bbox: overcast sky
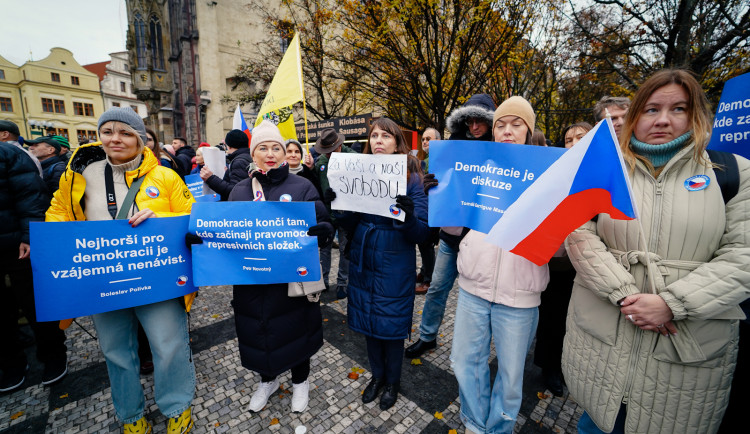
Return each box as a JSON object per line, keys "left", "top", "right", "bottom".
{"left": 1, "top": 0, "right": 128, "bottom": 66}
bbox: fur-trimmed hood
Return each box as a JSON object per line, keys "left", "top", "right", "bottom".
{"left": 446, "top": 94, "right": 496, "bottom": 139}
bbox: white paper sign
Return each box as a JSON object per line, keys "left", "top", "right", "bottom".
{"left": 201, "top": 147, "right": 226, "bottom": 196}
{"left": 327, "top": 153, "right": 408, "bottom": 221}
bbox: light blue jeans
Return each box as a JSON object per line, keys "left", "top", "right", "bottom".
{"left": 419, "top": 240, "right": 459, "bottom": 341}
{"left": 451, "top": 288, "right": 538, "bottom": 434}
{"left": 92, "top": 298, "right": 195, "bottom": 424}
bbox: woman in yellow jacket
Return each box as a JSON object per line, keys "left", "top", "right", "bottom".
{"left": 47, "top": 107, "right": 196, "bottom": 434}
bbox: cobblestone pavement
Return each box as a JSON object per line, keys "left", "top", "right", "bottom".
{"left": 1, "top": 249, "right": 584, "bottom": 433}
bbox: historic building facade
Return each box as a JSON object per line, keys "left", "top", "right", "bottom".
{"left": 83, "top": 52, "right": 148, "bottom": 121}
{"left": 0, "top": 48, "right": 104, "bottom": 147}
{"left": 125, "top": 0, "right": 269, "bottom": 146}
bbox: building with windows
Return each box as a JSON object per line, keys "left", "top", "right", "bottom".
{"left": 84, "top": 52, "right": 148, "bottom": 121}
{"left": 0, "top": 48, "right": 104, "bottom": 147}
{"left": 125, "top": 0, "right": 269, "bottom": 146}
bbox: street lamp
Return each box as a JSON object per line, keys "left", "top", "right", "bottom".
{"left": 28, "top": 119, "right": 54, "bottom": 137}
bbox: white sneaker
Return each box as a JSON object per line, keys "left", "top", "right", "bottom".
{"left": 291, "top": 380, "right": 310, "bottom": 412}
{"left": 247, "top": 379, "right": 279, "bottom": 412}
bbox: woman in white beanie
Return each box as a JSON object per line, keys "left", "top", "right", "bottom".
{"left": 427, "top": 96, "right": 549, "bottom": 434}
{"left": 46, "top": 107, "right": 196, "bottom": 434}
{"left": 228, "top": 120, "right": 333, "bottom": 414}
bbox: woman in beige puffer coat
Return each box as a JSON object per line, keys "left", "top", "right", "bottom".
{"left": 562, "top": 69, "right": 750, "bottom": 434}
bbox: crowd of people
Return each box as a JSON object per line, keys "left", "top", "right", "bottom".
{"left": 1, "top": 67, "right": 748, "bottom": 434}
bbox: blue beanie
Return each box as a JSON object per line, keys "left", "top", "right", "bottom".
{"left": 97, "top": 107, "right": 148, "bottom": 144}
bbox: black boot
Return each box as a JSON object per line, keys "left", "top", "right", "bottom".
{"left": 379, "top": 382, "right": 400, "bottom": 410}
{"left": 404, "top": 339, "right": 437, "bottom": 358}
{"left": 543, "top": 369, "right": 565, "bottom": 397}
{"left": 362, "top": 377, "right": 385, "bottom": 404}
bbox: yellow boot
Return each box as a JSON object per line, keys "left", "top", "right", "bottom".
{"left": 123, "top": 417, "right": 151, "bottom": 434}
{"left": 167, "top": 407, "right": 194, "bottom": 434}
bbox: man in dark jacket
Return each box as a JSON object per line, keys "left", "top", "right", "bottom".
{"left": 200, "top": 129, "right": 252, "bottom": 201}
{"left": 26, "top": 136, "right": 66, "bottom": 197}
{"left": 405, "top": 93, "right": 496, "bottom": 359}
{"left": 313, "top": 128, "right": 356, "bottom": 299}
{"left": 171, "top": 136, "right": 196, "bottom": 175}
{"left": 0, "top": 142, "right": 67, "bottom": 392}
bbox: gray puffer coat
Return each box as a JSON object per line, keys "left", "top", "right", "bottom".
{"left": 562, "top": 144, "right": 750, "bottom": 434}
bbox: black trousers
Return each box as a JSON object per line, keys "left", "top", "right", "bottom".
{"left": 365, "top": 336, "right": 403, "bottom": 384}
{"left": 0, "top": 250, "right": 67, "bottom": 371}
{"left": 533, "top": 268, "right": 575, "bottom": 373}
{"left": 718, "top": 320, "right": 749, "bottom": 433}
{"left": 261, "top": 358, "right": 310, "bottom": 385}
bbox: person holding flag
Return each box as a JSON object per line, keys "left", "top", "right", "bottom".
{"left": 560, "top": 69, "right": 750, "bottom": 434}
{"left": 446, "top": 96, "right": 550, "bottom": 434}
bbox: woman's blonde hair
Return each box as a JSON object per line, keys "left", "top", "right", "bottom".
{"left": 620, "top": 69, "right": 713, "bottom": 173}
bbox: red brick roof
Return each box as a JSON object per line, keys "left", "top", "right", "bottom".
{"left": 83, "top": 61, "right": 109, "bottom": 81}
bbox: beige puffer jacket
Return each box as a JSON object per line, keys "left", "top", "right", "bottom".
{"left": 457, "top": 230, "right": 549, "bottom": 307}
{"left": 562, "top": 144, "right": 750, "bottom": 434}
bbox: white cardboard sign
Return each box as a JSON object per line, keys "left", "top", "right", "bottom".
{"left": 327, "top": 153, "right": 408, "bottom": 221}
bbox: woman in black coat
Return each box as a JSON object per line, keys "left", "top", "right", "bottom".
{"left": 229, "top": 120, "right": 333, "bottom": 414}
{"left": 285, "top": 139, "right": 322, "bottom": 197}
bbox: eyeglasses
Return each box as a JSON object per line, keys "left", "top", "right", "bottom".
{"left": 465, "top": 118, "right": 485, "bottom": 127}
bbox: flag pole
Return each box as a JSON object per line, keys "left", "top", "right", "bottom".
{"left": 295, "top": 33, "right": 311, "bottom": 154}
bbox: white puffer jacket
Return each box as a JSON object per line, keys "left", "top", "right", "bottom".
{"left": 457, "top": 230, "right": 549, "bottom": 307}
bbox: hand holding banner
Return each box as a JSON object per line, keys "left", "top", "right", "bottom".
{"left": 428, "top": 140, "right": 564, "bottom": 233}
{"left": 31, "top": 216, "right": 196, "bottom": 321}
{"left": 189, "top": 201, "right": 321, "bottom": 286}
{"left": 327, "top": 153, "right": 408, "bottom": 221}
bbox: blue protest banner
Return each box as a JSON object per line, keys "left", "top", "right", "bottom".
{"left": 30, "top": 216, "right": 196, "bottom": 321}
{"left": 184, "top": 173, "right": 219, "bottom": 202}
{"left": 707, "top": 72, "right": 750, "bottom": 160}
{"left": 189, "top": 201, "right": 321, "bottom": 286}
{"left": 429, "top": 140, "right": 565, "bottom": 233}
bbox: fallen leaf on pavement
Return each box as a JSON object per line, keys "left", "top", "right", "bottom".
{"left": 434, "top": 411, "right": 443, "bottom": 419}
{"left": 410, "top": 359, "right": 422, "bottom": 366}
{"left": 537, "top": 391, "right": 550, "bottom": 400}
{"left": 10, "top": 412, "right": 23, "bottom": 420}
{"left": 270, "top": 418, "right": 279, "bottom": 425}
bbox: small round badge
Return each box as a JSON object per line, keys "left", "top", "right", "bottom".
{"left": 389, "top": 204, "right": 402, "bottom": 217}
{"left": 280, "top": 194, "right": 292, "bottom": 202}
{"left": 145, "top": 186, "right": 160, "bottom": 198}
{"left": 297, "top": 266, "right": 308, "bottom": 276}
{"left": 684, "top": 175, "right": 710, "bottom": 192}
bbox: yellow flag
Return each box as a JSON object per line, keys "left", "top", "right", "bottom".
{"left": 258, "top": 106, "right": 298, "bottom": 141}
{"left": 255, "top": 33, "right": 304, "bottom": 126}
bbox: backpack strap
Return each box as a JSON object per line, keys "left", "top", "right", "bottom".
{"left": 706, "top": 149, "right": 739, "bottom": 205}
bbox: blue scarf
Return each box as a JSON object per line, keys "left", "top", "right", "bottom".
{"left": 630, "top": 132, "right": 692, "bottom": 168}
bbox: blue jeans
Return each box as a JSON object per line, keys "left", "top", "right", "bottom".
{"left": 419, "top": 240, "right": 459, "bottom": 341}
{"left": 92, "top": 298, "right": 195, "bottom": 424}
{"left": 451, "top": 289, "right": 538, "bottom": 434}
{"left": 577, "top": 407, "right": 626, "bottom": 434}
{"left": 320, "top": 228, "right": 349, "bottom": 288}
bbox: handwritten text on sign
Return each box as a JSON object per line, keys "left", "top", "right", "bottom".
{"left": 30, "top": 217, "right": 196, "bottom": 321}
{"left": 429, "top": 140, "right": 564, "bottom": 233}
{"left": 327, "top": 153, "right": 407, "bottom": 221}
{"left": 189, "top": 201, "right": 321, "bottom": 286}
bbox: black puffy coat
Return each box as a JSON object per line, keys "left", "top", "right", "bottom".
{"left": 174, "top": 146, "right": 196, "bottom": 175}
{"left": 0, "top": 143, "right": 48, "bottom": 248}
{"left": 40, "top": 155, "right": 66, "bottom": 197}
{"left": 228, "top": 164, "right": 331, "bottom": 377}
{"left": 205, "top": 147, "right": 252, "bottom": 201}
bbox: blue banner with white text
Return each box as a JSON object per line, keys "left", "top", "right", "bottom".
{"left": 30, "top": 216, "right": 197, "bottom": 321}
{"left": 184, "top": 173, "right": 220, "bottom": 202}
{"left": 707, "top": 72, "right": 750, "bottom": 160}
{"left": 428, "top": 140, "right": 565, "bottom": 233}
{"left": 189, "top": 201, "right": 321, "bottom": 286}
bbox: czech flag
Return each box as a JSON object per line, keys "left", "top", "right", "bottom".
{"left": 233, "top": 104, "right": 252, "bottom": 142}
{"left": 486, "top": 119, "right": 638, "bottom": 266}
